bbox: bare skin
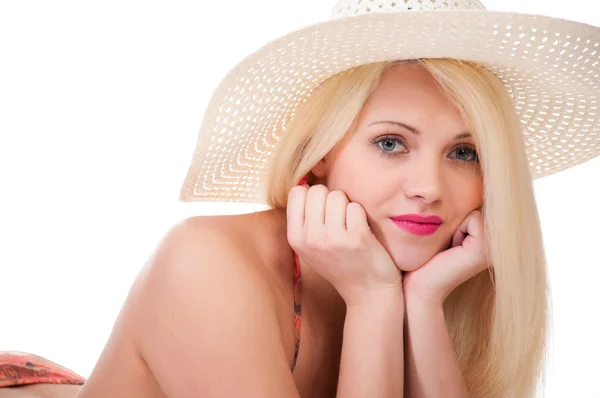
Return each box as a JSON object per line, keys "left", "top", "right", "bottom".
{"left": 9, "top": 63, "right": 483, "bottom": 398}
{"left": 0, "top": 384, "right": 82, "bottom": 398}
{"left": 2, "top": 211, "right": 345, "bottom": 398}
{"left": 72, "top": 210, "right": 346, "bottom": 398}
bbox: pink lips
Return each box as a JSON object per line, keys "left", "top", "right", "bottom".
{"left": 390, "top": 214, "right": 443, "bottom": 236}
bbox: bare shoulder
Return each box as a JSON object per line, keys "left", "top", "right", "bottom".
{"left": 135, "top": 214, "right": 279, "bottom": 323}
{"left": 79, "top": 214, "right": 299, "bottom": 398}
{"left": 153, "top": 213, "right": 285, "bottom": 296}
{"left": 144, "top": 214, "right": 264, "bottom": 281}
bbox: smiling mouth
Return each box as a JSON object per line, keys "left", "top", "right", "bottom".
{"left": 390, "top": 219, "right": 441, "bottom": 236}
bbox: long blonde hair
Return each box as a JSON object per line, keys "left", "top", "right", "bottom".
{"left": 265, "top": 59, "right": 551, "bottom": 398}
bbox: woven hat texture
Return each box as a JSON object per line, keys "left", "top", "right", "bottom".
{"left": 179, "top": 0, "right": 600, "bottom": 204}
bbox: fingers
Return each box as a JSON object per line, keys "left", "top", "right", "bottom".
{"left": 288, "top": 185, "right": 369, "bottom": 247}
{"left": 463, "top": 210, "right": 484, "bottom": 238}
{"left": 288, "top": 185, "right": 348, "bottom": 249}
{"left": 304, "top": 184, "right": 329, "bottom": 230}
{"left": 451, "top": 210, "right": 484, "bottom": 248}
{"left": 346, "top": 202, "right": 369, "bottom": 234}
{"left": 325, "top": 190, "right": 349, "bottom": 231}
{"left": 451, "top": 226, "right": 466, "bottom": 248}
{"left": 286, "top": 185, "right": 308, "bottom": 247}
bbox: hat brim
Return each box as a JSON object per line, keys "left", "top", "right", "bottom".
{"left": 180, "top": 10, "right": 600, "bottom": 203}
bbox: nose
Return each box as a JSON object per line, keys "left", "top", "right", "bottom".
{"left": 403, "top": 156, "right": 442, "bottom": 204}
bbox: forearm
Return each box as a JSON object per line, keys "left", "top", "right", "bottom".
{"left": 403, "top": 298, "right": 469, "bottom": 398}
{"left": 336, "top": 288, "right": 405, "bottom": 398}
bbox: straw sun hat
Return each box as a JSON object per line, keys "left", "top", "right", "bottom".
{"left": 179, "top": 0, "right": 600, "bottom": 204}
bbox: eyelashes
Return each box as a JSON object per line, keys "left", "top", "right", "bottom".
{"left": 371, "top": 136, "right": 407, "bottom": 156}
{"left": 370, "top": 134, "right": 480, "bottom": 164}
{"left": 450, "top": 145, "right": 479, "bottom": 163}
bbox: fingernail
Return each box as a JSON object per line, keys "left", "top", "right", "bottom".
{"left": 298, "top": 175, "right": 309, "bottom": 185}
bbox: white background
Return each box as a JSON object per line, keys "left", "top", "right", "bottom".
{"left": 1, "top": 1, "right": 599, "bottom": 396}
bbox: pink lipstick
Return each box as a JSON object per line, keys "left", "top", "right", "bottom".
{"left": 390, "top": 214, "right": 443, "bottom": 236}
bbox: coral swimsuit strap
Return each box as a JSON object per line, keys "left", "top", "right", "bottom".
{"left": 292, "top": 251, "right": 302, "bottom": 372}
{"left": 292, "top": 174, "right": 308, "bottom": 372}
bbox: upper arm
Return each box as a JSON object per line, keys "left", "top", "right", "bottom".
{"left": 130, "top": 218, "right": 300, "bottom": 398}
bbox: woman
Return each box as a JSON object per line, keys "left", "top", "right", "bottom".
{"left": 77, "top": 62, "right": 532, "bottom": 396}
{"left": 4, "top": 0, "right": 600, "bottom": 397}
{"left": 77, "top": 59, "right": 499, "bottom": 398}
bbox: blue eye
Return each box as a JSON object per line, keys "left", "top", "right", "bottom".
{"left": 380, "top": 138, "right": 398, "bottom": 151}
{"left": 373, "top": 136, "right": 406, "bottom": 157}
{"left": 451, "top": 146, "right": 479, "bottom": 163}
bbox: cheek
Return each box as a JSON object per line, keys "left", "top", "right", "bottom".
{"left": 448, "top": 169, "right": 483, "bottom": 205}
{"left": 327, "top": 150, "right": 390, "bottom": 203}
{"left": 329, "top": 154, "right": 398, "bottom": 237}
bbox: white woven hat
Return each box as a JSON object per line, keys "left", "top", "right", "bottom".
{"left": 179, "top": 0, "right": 600, "bottom": 204}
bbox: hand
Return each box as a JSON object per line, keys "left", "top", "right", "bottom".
{"left": 402, "top": 209, "right": 490, "bottom": 306}
{"left": 287, "top": 184, "right": 403, "bottom": 307}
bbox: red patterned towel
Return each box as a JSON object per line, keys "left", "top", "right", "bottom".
{"left": 0, "top": 352, "right": 85, "bottom": 387}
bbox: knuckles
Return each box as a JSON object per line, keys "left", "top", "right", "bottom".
{"left": 326, "top": 189, "right": 349, "bottom": 203}
{"left": 299, "top": 234, "right": 367, "bottom": 253}
{"left": 296, "top": 226, "right": 368, "bottom": 253}
{"left": 287, "top": 184, "right": 369, "bottom": 253}
{"left": 306, "top": 184, "right": 329, "bottom": 199}
{"left": 288, "top": 184, "right": 308, "bottom": 200}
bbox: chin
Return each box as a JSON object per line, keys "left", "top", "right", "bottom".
{"left": 393, "top": 258, "right": 427, "bottom": 272}
{"left": 387, "top": 245, "right": 440, "bottom": 272}
{"left": 374, "top": 223, "right": 449, "bottom": 272}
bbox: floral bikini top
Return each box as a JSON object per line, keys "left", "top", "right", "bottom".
{"left": 292, "top": 251, "right": 302, "bottom": 372}
{"left": 291, "top": 175, "right": 308, "bottom": 372}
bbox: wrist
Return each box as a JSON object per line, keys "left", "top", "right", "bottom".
{"left": 403, "top": 287, "right": 445, "bottom": 309}
{"left": 345, "top": 285, "right": 405, "bottom": 311}
{"left": 403, "top": 292, "right": 445, "bottom": 327}
{"left": 344, "top": 289, "right": 405, "bottom": 344}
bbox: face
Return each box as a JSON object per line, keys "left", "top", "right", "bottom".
{"left": 313, "top": 63, "right": 484, "bottom": 271}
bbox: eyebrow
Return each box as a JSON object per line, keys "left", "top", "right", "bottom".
{"left": 368, "top": 120, "right": 472, "bottom": 140}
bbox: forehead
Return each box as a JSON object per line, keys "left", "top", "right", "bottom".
{"left": 357, "top": 63, "right": 466, "bottom": 130}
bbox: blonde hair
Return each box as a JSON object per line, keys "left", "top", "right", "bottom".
{"left": 265, "top": 59, "right": 552, "bottom": 397}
